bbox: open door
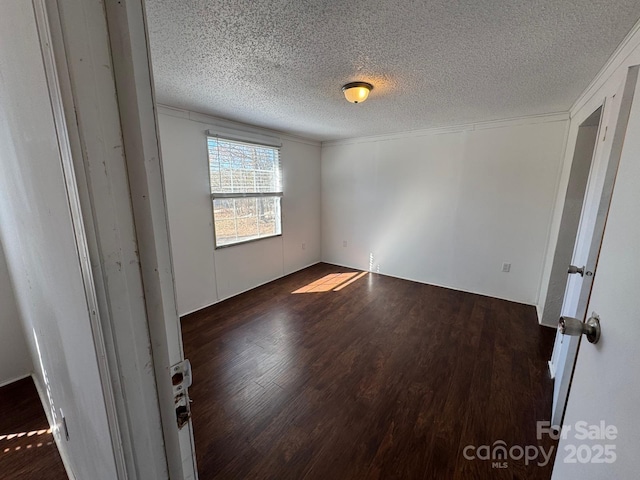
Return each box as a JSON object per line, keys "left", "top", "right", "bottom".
{"left": 0, "top": 2, "right": 124, "bottom": 476}
{"left": 548, "top": 106, "right": 603, "bottom": 427}
{"left": 551, "top": 64, "right": 640, "bottom": 478}
{"left": 549, "top": 65, "right": 639, "bottom": 428}
{"left": 37, "top": 0, "right": 199, "bottom": 477}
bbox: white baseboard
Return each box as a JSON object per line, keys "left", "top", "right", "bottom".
{"left": 0, "top": 372, "right": 31, "bottom": 389}
{"left": 320, "top": 260, "right": 537, "bottom": 307}
{"left": 180, "top": 260, "right": 321, "bottom": 317}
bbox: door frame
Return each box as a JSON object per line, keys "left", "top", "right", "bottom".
{"left": 100, "top": 0, "right": 198, "bottom": 476}
{"left": 542, "top": 106, "right": 603, "bottom": 332}
{"left": 40, "top": 0, "right": 197, "bottom": 477}
{"left": 549, "top": 65, "right": 640, "bottom": 428}
{"left": 551, "top": 60, "right": 640, "bottom": 480}
{"left": 548, "top": 101, "right": 606, "bottom": 428}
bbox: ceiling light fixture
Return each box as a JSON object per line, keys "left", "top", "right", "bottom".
{"left": 342, "top": 82, "right": 373, "bottom": 104}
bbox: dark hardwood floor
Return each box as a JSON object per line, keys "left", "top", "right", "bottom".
{"left": 0, "top": 376, "right": 67, "bottom": 479}
{"left": 182, "top": 263, "right": 558, "bottom": 479}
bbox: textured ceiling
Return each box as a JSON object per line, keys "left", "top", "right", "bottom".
{"left": 146, "top": 0, "right": 640, "bottom": 141}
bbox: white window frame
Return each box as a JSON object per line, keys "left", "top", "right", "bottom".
{"left": 206, "top": 132, "right": 283, "bottom": 248}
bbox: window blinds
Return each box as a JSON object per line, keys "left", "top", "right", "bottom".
{"left": 207, "top": 137, "right": 282, "bottom": 197}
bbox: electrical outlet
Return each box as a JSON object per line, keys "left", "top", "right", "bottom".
{"left": 502, "top": 262, "right": 511, "bottom": 273}
{"left": 302, "top": 242, "right": 306, "bottom": 250}
{"left": 343, "top": 240, "right": 348, "bottom": 247}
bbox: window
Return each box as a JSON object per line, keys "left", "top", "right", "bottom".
{"left": 207, "top": 136, "right": 282, "bottom": 247}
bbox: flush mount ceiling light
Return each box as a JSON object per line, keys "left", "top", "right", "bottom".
{"left": 342, "top": 82, "right": 373, "bottom": 104}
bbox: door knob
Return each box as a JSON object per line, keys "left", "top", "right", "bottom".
{"left": 558, "top": 314, "right": 601, "bottom": 344}
{"left": 568, "top": 265, "right": 585, "bottom": 276}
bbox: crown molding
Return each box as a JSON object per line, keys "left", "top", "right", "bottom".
{"left": 156, "top": 104, "right": 321, "bottom": 147}
{"left": 321, "top": 112, "right": 570, "bottom": 148}
{"left": 570, "top": 17, "right": 640, "bottom": 117}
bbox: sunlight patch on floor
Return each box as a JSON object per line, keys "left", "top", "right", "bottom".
{"left": 0, "top": 428, "right": 54, "bottom": 455}
{"left": 0, "top": 429, "right": 51, "bottom": 441}
{"left": 292, "top": 271, "right": 368, "bottom": 293}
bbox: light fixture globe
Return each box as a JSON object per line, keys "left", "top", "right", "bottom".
{"left": 342, "top": 81, "right": 373, "bottom": 104}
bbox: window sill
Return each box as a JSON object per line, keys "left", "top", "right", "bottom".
{"left": 214, "top": 233, "right": 282, "bottom": 249}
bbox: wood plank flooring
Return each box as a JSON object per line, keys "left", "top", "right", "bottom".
{"left": 0, "top": 377, "right": 67, "bottom": 479}
{"left": 182, "top": 263, "right": 558, "bottom": 479}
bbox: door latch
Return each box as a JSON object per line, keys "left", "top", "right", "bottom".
{"left": 568, "top": 265, "right": 585, "bottom": 276}
{"left": 171, "top": 359, "right": 192, "bottom": 395}
{"left": 171, "top": 359, "right": 193, "bottom": 429}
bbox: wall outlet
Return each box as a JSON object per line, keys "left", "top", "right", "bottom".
{"left": 343, "top": 240, "right": 348, "bottom": 247}
{"left": 302, "top": 242, "right": 306, "bottom": 250}
{"left": 502, "top": 262, "right": 511, "bottom": 273}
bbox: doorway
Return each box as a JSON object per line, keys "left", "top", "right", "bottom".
{"left": 542, "top": 106, "right": 602, "bottom": 329}
{"left": 552, "top": 63, "right": 640, "bottom": 479}
{"left": 547, "top": 65, "right": 639, "bottom": 428}
{"left": 545, "top": 107, "right": 603, "bottom": 428}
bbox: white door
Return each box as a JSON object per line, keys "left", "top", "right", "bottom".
{"left": 37, "top": 0, "right": 201, "bottom": 476}
{"left": 550, "top": 66, "right": 639, "bottom": 427}
{"left": 0, "top": 2, "right": 122, "bottom": 477}
{"left": 551, "top": 65, "right": 640, "bottom": 478}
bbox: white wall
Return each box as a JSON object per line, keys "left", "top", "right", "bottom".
{"left": 0, "top": 2, "right": 117, "bottom": 477}
{"left": 158, "top": 108, "right": 321, "bottom": 315}
{"left": 321, "top": 116, "right": 569, "bottom": 305}
{"left": 0, "top": 239, "right": 32, "bottom": 387}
